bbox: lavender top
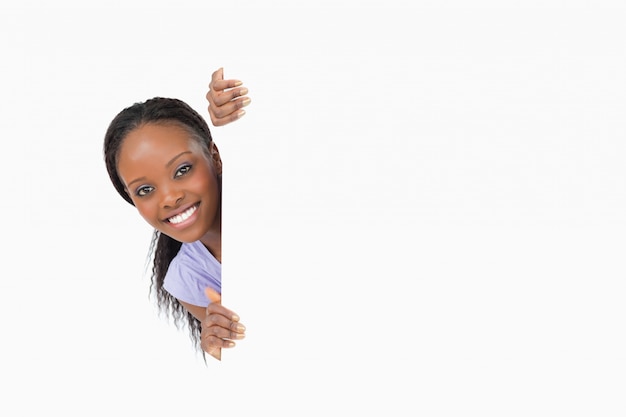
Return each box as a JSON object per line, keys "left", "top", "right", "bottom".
{"left": 163, "top": 240, "right": 221, "bottom": 307}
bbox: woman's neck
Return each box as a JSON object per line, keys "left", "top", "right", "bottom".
{"left": 200, "top": 232, "right": 221, "bottom": 263}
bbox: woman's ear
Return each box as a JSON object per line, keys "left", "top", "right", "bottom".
{"left": 209, "top": 142, "right": 222, "bottom": 176}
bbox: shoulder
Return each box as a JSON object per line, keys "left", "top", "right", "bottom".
{"left": 174, "top": 241, "right": 219, "bottom": 268}
{"left": 163, "top": 241, "right": 221, "bottom": 307}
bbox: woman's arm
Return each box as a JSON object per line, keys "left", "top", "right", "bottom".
{"left": 178, "top": 299, "right": 206, "bottom": 322}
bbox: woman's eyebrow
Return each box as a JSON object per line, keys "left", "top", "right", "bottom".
{"left": 166, "top": 151, "right": 192, "bottom": 167}
{"left": 127, "top": 176, "right": 146, "bottom": 189}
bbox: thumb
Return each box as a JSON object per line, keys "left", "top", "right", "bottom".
{"left": 205, "top": 287, "right": 221, "bottom": 305}
{"left": 212, "top": 67, "right": 224, "bottom": 84}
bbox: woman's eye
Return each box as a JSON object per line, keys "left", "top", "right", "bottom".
{"left": 175, "top": 164, "right": 192, "bottom": 178}
{"left": 136, "top": 186, "right": 154, "bottom": 197}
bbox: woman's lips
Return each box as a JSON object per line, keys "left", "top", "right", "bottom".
{"left": 166, "top": 203, "right": 199, "bottom": 226}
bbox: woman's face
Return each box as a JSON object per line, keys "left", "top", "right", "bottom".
{"left": 116, "top": 122, "right": 222, "bottom": 243}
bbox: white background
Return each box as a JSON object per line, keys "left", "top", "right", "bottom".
{"left": 1, "top": 1, "right": 625, "bottom": 416}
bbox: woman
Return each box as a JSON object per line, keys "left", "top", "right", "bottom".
{"left": 103, "top": 68, "right": 250, "bottom": 360}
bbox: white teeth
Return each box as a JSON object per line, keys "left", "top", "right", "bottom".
{"left": 168, "top": 205, "right": 197, "bottom": 224}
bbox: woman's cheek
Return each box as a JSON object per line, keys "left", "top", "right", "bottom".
{"left": 135, "top": 202, "right": 158, "bottom": 227}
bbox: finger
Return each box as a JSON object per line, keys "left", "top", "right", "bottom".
{"left": 209, "top": 67, "right": 243, "bottom": 94}
{"left": 203, "top": 326, "right": 240, "bottom": 347}
{"left": 203, "top": 323, "right": 246, "bottom": 341}
{"left": 203, "top": 334, "right": 237, "bottom": 350}
{"left": 208, "top": 96, "right": 251, "bottom": 123}
{"left": 210, "top": 67, "right": 224, "bottom": 86}
{"left": 209, "top": 111, "right": 246, "bottom": 127}
{"left": 207, "top": 92, "right": 249, "bottom": 114}
{"left": 206, "top": 85, "right": 249, "bottom": 107}
{"left": 210, "top": 78, "right": 243, "bottom": 94}
{"left": 204, "top": 313, "right": 246, "bottom": 338}
{"left": 206, "top": 301, "right": 241, "bottom": 322}
{"left": 205, "top": 287, "right": 221, "bottom": 304}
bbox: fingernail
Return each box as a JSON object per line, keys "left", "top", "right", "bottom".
{"left": 238, "top": 87, "right": 248, "bottom": 96}
{"left": 234, "top": 80, "right": 243, "bottom": 87}
{"left": 227, "top": 341, "right": 235, "bottom": 348}
{"left": 236, "top": 110, "right": 246, "bottom": 119}
{"left": 241, "top": 98, "right": 251, "bottom": 107}
{"left": 236, "top": 324, "right": 246, "bottom": 332}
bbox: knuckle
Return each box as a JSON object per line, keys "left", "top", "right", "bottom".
{"left": 202, "top": 337, "right": 215, "bottom": 350}
{"left": 213, "top": 107, "right": 226, "bottom": 118}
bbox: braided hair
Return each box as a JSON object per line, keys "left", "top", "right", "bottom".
{"left": 103, "top": 97, "right": 217, "bottom": 354}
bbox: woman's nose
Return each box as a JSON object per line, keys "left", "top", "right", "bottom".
{"left": 160, "top": 186, "right": 184, "bottom": 208}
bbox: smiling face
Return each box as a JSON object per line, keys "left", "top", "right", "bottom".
{"left": 116, "top": 122, "right": 222, "bottom": 245}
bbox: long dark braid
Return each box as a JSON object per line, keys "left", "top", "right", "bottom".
{"left": 146, "top": 230, "right": 201, "bottom": 350}
{"left": 103, "top": 97, "right": 215, "bottom": 354}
